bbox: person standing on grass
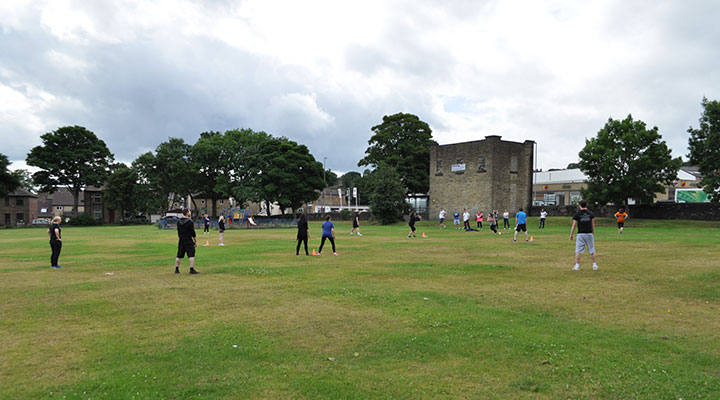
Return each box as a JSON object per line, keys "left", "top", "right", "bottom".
{"left": 614, "top": 208, "right": 628, "bottom": 234}
{"left": 570, "top": 200, "right": 598, "bottom": 271}
{"left": 175, "top": 209, "right": 199, "bottom": 274}
{"left": 539, "top": 209, "right": 547, "bottom": 229}
{"left": 218, "top": 215, "right": 225, "bottom": 246}
{"left": 203, "top": 214, "right": 211, "bottom": 234}
{"left": 513, "top": 207, "right": 529, "bottom": 242}
{"left": 317, "top": 215, "right": 337, "bottom": 256}
{"left": 462, "top": 208, "right": 471, "bottom": 230}
{"left": 350, "top": 210, "right": 362, "bottom": 236}
{"left": 408, "top": 211, "right": 421, "bottom": 238}
{"left": 476, "top": 210, "right": 483, "bottom": 229}
{"left": 503, "top": 209, "right": 510, "bottom": 229}
{"left": 296, "top": 214, "right": 310, "bottom": 256}
{"left": 489, "top": 211, "right": 499, "bottom": 234}
{"left": 438, "top": 208, "right": 447, "bottom": 229}
{"left": 48, "top": 216, "right": 63, "bottom": 269}
{"left": 453, "top": 209, "right": 461, "bottom": 230}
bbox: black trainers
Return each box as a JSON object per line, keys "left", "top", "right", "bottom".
{"left": 189, "top": 268, "right": 199, "bottom": 274}
{"left": 174, "top": 267, "right": 180, "bottom": 274}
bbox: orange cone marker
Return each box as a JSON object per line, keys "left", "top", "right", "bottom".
{"left": 422, "top": 232, "right": 427, "bottom": 238}
{"left": 530, "top": 236, "right": 534, "bottom": 242}
{"left": 312, "top": 248, "right": 317, "bottom": 256}
{"left": 204, "top": 240, "right": 210, "bottom": 246}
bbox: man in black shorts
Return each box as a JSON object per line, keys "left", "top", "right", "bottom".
{"left": 175, "top": 209, "right": 199, "bottom": 274}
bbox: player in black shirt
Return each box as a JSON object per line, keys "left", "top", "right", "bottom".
{"left": 570, "top": 200, "right": 598, "bottom": 271}
{"left": 296, "top": 214, "right": 310, "bottom": 255}
{"left": 175, "top": 209, "right": 199, "bottom": 274}
{"left": 407, "top": 212, "right": 421, "bottom": 238}
{"left": 48, "top": 216, "right": 63, "bottom": 269}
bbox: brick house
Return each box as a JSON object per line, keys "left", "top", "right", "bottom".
{"left": 0, "top": 188, "right": 38, "bottom": 226}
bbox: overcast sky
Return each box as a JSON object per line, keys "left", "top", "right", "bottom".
{"left": 1, "top": 0, "right": 719, "bottom": 174}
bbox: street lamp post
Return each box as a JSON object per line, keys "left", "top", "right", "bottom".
{"left": 322, "top": 157, "right": 327, "bottom": 213}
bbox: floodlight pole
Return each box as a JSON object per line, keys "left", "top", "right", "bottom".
{"left": 323, "top": 157, "right": 327, "bottom": 213}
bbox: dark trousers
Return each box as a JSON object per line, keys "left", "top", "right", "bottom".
{"left": 477, "top": 221, "right": 482, "bottom": 229}
{"left": 503, "top": 218, "right": 510, "bottom": 228}
{"left": 463, "top": 220, "right": 470, "bottom": 230}
{"left": 50, "top": 240, "right": 62, "bottom": 266}
{"left": 491, "top": 224, "right": 498, "bottom": 234}
{"left": 204, "top": 224, "right": 210, "bottom": 233}
{"left": 296, "top": 237, "right": 308, "bottom": 255}
{"left": 539, "top": 219, "right": 545, "bottom": 229}
{"left": 319, "top": 235, "right": 335, "bottom": 253}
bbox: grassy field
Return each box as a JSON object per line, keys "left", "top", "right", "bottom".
{"left": 1, "top": 217, "right": 718, "bottom": 399}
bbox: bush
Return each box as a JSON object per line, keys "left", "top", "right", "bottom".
{"left": 366, "top": 164, "right": 409, "bottom": 225}
{"left": 339, "top": 209, "right": 351, "bottom": 220}
{"left": 67, "top": 213, "right": 101, "bottom": 226}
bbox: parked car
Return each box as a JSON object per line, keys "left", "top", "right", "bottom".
{"left": 31, "top": 218, "right": 51, "bottom": 226}
{"left": 122, "top": 215, "right": 149, "bottom": 224}
{"left": 159, "top": 215, "right": 180, "bottom": 226}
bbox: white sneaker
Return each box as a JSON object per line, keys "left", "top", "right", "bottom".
{"left": 593, "top": 264, "right": 598, "bottom": 270}
{"left": 572, "top": 265, "right": 579, "bottom": 271}
{"left": 357, "top": 233, "right": 362, "bottom": 236}
{"left": 350, "top": 232, "right": 354, "bottom": 236}
{"left": 219, "top": 243, "right": 224, "bottom": 246}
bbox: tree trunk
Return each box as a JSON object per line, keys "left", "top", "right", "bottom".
{"left": 72, "top": 186, "right": 81, "bottom": 215}
{"left": 189, "top": 194, "right": 199, "bottom": 217}
{"left": 211, "top": 194, "right": 217, "bottom": 218}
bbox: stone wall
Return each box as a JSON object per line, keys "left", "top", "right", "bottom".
{"left": 429, "top": 136, "right": 534, "bottom": 219}
{"left": 530, "top": 202, "right": 720, "bottom": 220}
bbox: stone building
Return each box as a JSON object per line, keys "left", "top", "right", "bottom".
{"left": 1, "top": 188, "right": 38, "bottom": 226}
{"left": 429, "top": 136, "right": 534, "bottom": 219}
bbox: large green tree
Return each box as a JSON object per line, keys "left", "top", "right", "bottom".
{"left": 153, "top": 138, "right": 198, "bottom": 211}
{"left": 0, "top": 154, "right": 21, "bottom": 198}
{"left": 10, "top": 169, "right": 37, "bottom": 192}
{"left": 191, "top": 131, "right": 232, "bottom": 217}
{"left": 358, "top": 113, "right": 436, "bottom": 194}
{"left": 579, "top": 115, "right": 681, "bottom": 205}
{"left": 258, "top": 136, "right": 325, "bottom": 218}
{"left": 687, "top": 97, "right": 720, "bottom": 201}
{"left": 223, "top": 128, "right": 272, "bottom": 208}
{"left": 104, "top": 165, "right": 141, "bottom": 217}
{"left": 26, "top": 126, "right": 114, "bottom": 213}
{"left": 365, "top": 164, "right": 408, "bottom": 224}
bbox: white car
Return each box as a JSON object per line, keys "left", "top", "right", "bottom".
{"left": 31, "top": 218, "right": 51, "bottom": 226}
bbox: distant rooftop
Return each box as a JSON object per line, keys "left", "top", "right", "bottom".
{"left": 534, "top": 168, "right": 697, "bottom": 184}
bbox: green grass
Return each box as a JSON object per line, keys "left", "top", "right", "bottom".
{"left": 1, "top": 217, "right": 719, "bottom": 399}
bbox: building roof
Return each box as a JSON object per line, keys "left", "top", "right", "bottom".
{"left": 534, "top": 168, "right": 697, "bottom": 184}
{"left": 5, "top": 188, "right": 38, "bottom": 198}
{"left": 37, "top": 187, "right": 85, "bottom": 206}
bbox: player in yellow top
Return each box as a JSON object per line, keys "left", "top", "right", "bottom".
{"left": 614, "top": 208, "right": 628, "bottom": 234}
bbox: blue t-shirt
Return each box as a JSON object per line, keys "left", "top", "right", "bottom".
{"left": 453, "top": 212, "right": 460, "bottom": 220}
{"left": 516, "top": 211, "right": 527, "bottom": 225}
{"left": 322, "top": 221, "right": 334, "bottom": 237}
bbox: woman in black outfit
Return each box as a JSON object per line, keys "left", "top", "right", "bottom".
{"left": 296, "top": 214, "right": 310, "bottom": 255}
{"left": 407, "top": 211, "right": 421, "bottom": 238}
{"left": 48, "top": 216, "right": 62, "bottom": 268}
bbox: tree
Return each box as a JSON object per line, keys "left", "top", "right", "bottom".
{"left": 324, "top": 169, "right": 338, "bottom": 186}
{"left": 223, "top": 128, "right": 272, "bottom": 208}
{"left": 9, "top": 169, "right": 37, "bottom": 192}
{"left": 191, "top": 131, "right": 231, "bottom": 217}
{"left": 578, "top": 115, "right": 681, "bottom": 205}
{"left": 132, "top": 152, "right": 170, "bottom": 214}
{"left": 26, "top": 126, "right": 114, "bottom": 213}
{"left": 358, "top": 113, "right": 436, "bottom": 194}
{"left": 104, "top": 165, "right": 141, "bottom": 217}
{"left": 0, "top": 154, "right": 21, "bottom": 197}
{"left": 258, "top": 136, "right": 326, "bottom": 218}
{"left": 153, "top": 138, "right": 197, "bottom": 211}
{"left": 688, "top": 97, "right": 720, "bottom": 201}
{"left": 566, "top": 162, "right": 580, "bottom": 169}
{"left": 366, "top": 164, "right": 408, "bottom": 224}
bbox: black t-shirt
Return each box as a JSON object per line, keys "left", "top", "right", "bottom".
{"left": 49, "top": 223, "right": 61, "bottom": 241}
{"left": 297, "top": 219, "right": 308, "bottom": 239}
{"left": 573, "top": 209, "right": 594, "bottom": 234}
{"left": 177, "top": 218, "right": 196, "bottom": 242}
{"left": 409, "top": 215, "right": 418, "bottom": 226}
{"left": 218, "top": 220, "right": 225, "bottom": 231}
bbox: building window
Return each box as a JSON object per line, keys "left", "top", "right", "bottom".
{"left": 477, "top": 156, "right": 486, "bottom": 172}
{"left": 570, "top": 192, "right": 582, "bottom": 205}
{"left": 201, "top": 200, "right": 205, "bottom": 205}
{"left": 93, "top": 195, "right": 102, "bottom": 204}
{"left": 435, "top": 160, "right": 443, "bottom": 175}
{"left": 56, "top": 206, "right": 63, "bottom": 211}
{"left": 93, "top": 208, "right": 102, "bottom": 220}
{"left": 16, "top": 198, "right": 24, "bottom": 206}
{"left": 16, "top": 213, "right": 24, "bottom": 223}
{"left": 510, "top": 156, "right": 518, "bottom": 173}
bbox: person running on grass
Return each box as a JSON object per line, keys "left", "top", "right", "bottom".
{"left": 453, "top": 209, "right": 461, "bottom": 229}
{"left": 175, "top": 209, "right": 199, "bottom": 274}
{"left": 476, "top": 210, "right": 483, "bottom": 229}
{"left": 350, "top": 210, "right": 362, "bottom": 236}
{"left": 489, "top": 211, "right": 499, "bottom": 235}
{"left": 218, "top": 215, "right": 225, "bottom": 246}
{"left": 317, "top": 215, "right": 337, "bottom": 256}
{"left": 48, "top": 216, "right": 63, "bottom": 269}
{"left": 503, "top": 209, "right": 510, "bottom": 229}
{"left": 438, "top": 208, "right": 447, "bottom": 229}
{"left": 570, "top": 200, "right": 598, "bottom": 271}
{"left": 513, "top": 207, "right": 529, "bottom": 242}
{"left": 296, "top": 214, "right": 310, "bottom": 256}
{"left": 614, "top": 207, "right": 628, "bottom": 234}
{"left": 203, "top": 214, "right": 211, "bottom": 234}
{"left": 462, "top": 208, "right": 471, "bottom": 230}
{"left": 539, "top": 208, "right": 547, "bottom": 229}
{"left": 408, "top": 211, "right": 422, "bottom": 238}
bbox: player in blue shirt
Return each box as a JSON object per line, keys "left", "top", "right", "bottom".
{"left": 513, "top": 207, "right": 530, "bottom": 242}
{"left": 453, "top": 210, "right": 461, "bottom": 229}
{"left": 317, "top": 215, "right": 337, "bottom": 256}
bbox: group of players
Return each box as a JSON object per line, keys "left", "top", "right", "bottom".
{"left": 46, "top": 204, "right": 629, "bottom": 273}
